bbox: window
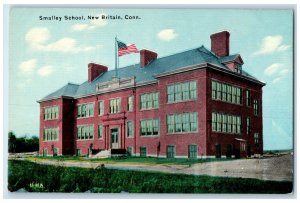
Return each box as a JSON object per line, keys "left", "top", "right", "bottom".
{"left": 167, "top": 146, "right": 175, "bottom": 158}
{"left": 167, "top": 115, "right": 175, "bottom": 133}
{"left": 212, "top": 81, "right": 217, "bottom": 99}
{"left": 98, "top": 101, "right": 104, "bottom": 116}
{"left": 232, "top": 116, "right": 237, "bottom": 133}
{"left": 78, "top": 103, "right": 94, "bottom": 118}
{"left": 222, "top": 84, "right": 227, "bottom": 101}
{"left": 246, "top": 90, "right": 251, "bottom": 106}
{"left": 43, "top": 128, "right": 59, "bottom": 141}
{"left": 253, "top": 99, "right": 259, "bottom": 116}
{"left": 140, "top": 147, "right": 147, "bottom": 157}
{"left": 217, "top": 113, "right": 222, "bottom": 132}
{"left": 254, "top": 133, "right": 259, "bottom": 146}
{"left": 167, "top": 112, "right": 198, "bottom": 134}
{"left": 237, "top": 116, "right": 241, "bottom": 134}
{"left": 167, "top": 81, "right": 197, "bottom": 103}
{"left": 222, "top": 114, "right": 227, "bottom": 133}
{"left": 44, "top": 106, "right": 59, "bottom": 120}
{"left": 188, "top": 145, "right": 197, "bottom": 159}
{"left": 128, "top": 96, "right": 133, "bottom": 112}
{"left": 127, "top": 147, "right": 132, "bottom": 156}
{"left": 212, "top": 113, "right": 241, "bottom": 134}
{"left": 237, "top": 88, "right": 241, "bottom": 105}
{"left": 140, "top": 92, "right": 159, "bottom": 110}
{"left": 227, "top": 85, "right": 232, "bottom": 102}
{"left": 53, "top": 148, "right": 58, "bottom": 156}
{"left": 76, "top": 149, "right": 81, "bottom": 156}
{"left": 43, "top": 149, "right": 48, "bottom": 157}
{"left": 98, "top": 124, "right": 103, "bottom": 139}
{"left": 168, "top": 85, "right": 175, "bottom": 102}
{"left": 110, "top": 98, "right": 120, "bottom": 114}
{"left": 127, "top": 121, "right": 133, "bottom": 137}
{"left": 232, "top": 87, "right": 237, "bottom": 104}
{"left": 211, "top": 80, "right": 241, "bottom": 105}
{"left": 246, "top": 117, "right": 250, "bottom": 135}
{"left": 140, "top": 119, "right": 159, "bottom": 136}
{"left": 227, "top": 115, "right": 232, "bottom": 133}
{"left": 240, "top": 143, "right": 246, "bottom": 152}
{"left": 236, "top": 64, "right": 242, "bottom": 74}
{"left": 216, "top": 82, "right": 222, "bottom": 100}
{"left": 77, "top": 125, "right": 94, "bottom": 140}
{"left": 212, "top": 112, "right": 217, "bottom": 132}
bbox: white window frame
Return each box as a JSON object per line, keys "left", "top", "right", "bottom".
{"left": 109, "top": 98, "right": 121, "bottom": 114}
{"left": 167, "top": 112, "right": 198, "bottom": 134}
{"left": 167, "top": 80, "right": 197, "bottom": 103}
{"left": 140, "top": 119, "right": 160, "bottom": 137}
{"left": 77, "top": 102, "right": 95, "bottom": 118}
{"left": 77, "top": 124, "right": 94, "bottom": 140}
{"left": 98, "top": 100, "right": 104, "bottom": 116}
{"left": 127, "top": 121, "right": 134, "bottom": 138}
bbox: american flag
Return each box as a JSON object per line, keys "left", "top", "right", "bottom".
{"left": 117, "top": 40, "right": 139, "bottom": 56}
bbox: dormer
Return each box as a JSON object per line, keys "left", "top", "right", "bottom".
{"left": 220, "top": 54, "right": 244, "bottom": 74}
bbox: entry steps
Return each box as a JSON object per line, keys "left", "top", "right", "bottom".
{"left": 90, "top": 149, "right": 128, "bottom": 159}
{"left": 90, "top": 149, "right": 111, "bottom": 159}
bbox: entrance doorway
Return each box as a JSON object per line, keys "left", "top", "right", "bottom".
{"left": 110, "top": 128, "right": 119, "bottom": 149}
{"left": 215, "top": 144, "right": 221, "bottom": 158}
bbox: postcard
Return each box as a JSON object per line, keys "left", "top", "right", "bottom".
{"left": 6, "top": 6, "right": 294, "bottom": 195}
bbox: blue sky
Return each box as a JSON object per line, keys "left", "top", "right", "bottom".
{"left": 8, "top": 8, "right": 293, "bottom": 150}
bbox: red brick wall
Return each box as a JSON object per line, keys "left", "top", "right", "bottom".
{"left": 210, "top": 31, "right": 230, "bottom": 57}
{"left": 88, "top": 63, "right": 108, "bottom": 82}
{"left": 40, "top": 66, "right": 263, "bottom": 158}
{"left": 206, "top": 68, "right": 263, "bottom": 157}
{"left": 62, "top": 99, "right": 75, "bottom": 155}
{"left": 39, "top": 99, "right": 63, "bottom": 155}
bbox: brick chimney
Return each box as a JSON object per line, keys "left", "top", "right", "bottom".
{"left": 88, "top": 63, "right": 108, "bottom": 82}
{"left": 210, "top": 31, "right": 230, "bottom": 57}
{"left": 140, "top": 49, "right": 158, "bottom": 68}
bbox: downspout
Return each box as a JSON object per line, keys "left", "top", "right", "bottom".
{"left": 133, "top": 88, "right": 137, "bottom": 156}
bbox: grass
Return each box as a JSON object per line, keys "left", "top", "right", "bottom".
{"left": 8, "top": 160, "right": 293, "bottom": 193}
{"left": 26, "top": 155, "right": 233, "bottom": 166}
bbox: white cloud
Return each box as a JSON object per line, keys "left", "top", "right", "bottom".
{"left": 19, "top": 59, "right": 37, "bottom": 75}
{"left": 278, "top": 69, "right": 289, "bottom": 76}
{"left": 25, "top": 27, "right": 96, "bottom": 53}
{"left": 37, "top": 38, "right": 95, "bottom": 53}
{"left": 264, "top": 63, "right": 283, "bottom": 76}
{"left": 37, "top": 65, "right": 54, "bottom": 77}
{"left": 25, "top": 27, "right": 50, "bottom": 45}
{"left": 277, "top": 44, "right": 290, "bottom": 52}
{"left": 71, "top": 13, "right": 107, "bottom": 32}
{"left": 264, "top": 63, "right": 290, "bottom": 83}
{"left": 253, "top": 35, "right": 290, "bottom": 55}
{"left": 157, "top": 29, "right": 178, "bottom": 41}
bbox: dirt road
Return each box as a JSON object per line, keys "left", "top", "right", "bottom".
{"left": 11, "top": 153, "right": 293, "bottom": 182}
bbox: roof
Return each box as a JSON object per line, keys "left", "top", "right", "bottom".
{"left": 40, "top": 46, "right": 263, "bottom": 101}
{"left": 219, "top": 54, "right": 240, "bottom": 63}
{"left": 41, "top": 83, "right": 79, "bottom": 101}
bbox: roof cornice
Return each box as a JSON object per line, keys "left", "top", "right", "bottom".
{"left": 207, "top": 63, "right": 266, "bottom": 86}
{"left": 37, "top": 96, "right": 74, "bottom": 103}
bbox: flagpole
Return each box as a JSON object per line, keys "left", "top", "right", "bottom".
{"left": 115, "top": 36, "right": 118, "bottom": 78}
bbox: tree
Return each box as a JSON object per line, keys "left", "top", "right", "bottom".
{"left": 8, "top": 132, "right": 39, "bottom": 153}
{"left": 8, "top": 131, "right": 17, "bottom": 153}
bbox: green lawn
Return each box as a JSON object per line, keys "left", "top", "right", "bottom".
{"left": 26, "top": 155, "right": 233, "bottom": 165}
{"left": 8, "top": 160, "right": 293, "bottom": 193}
